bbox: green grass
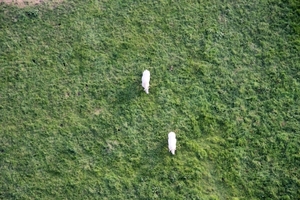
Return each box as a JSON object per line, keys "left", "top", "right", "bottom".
{"left": 0, "top": 0, "right": 299, "bottom": 199}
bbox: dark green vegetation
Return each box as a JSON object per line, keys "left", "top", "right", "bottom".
{"left": 0, "top": 0, "right": 299, "bottom": 199}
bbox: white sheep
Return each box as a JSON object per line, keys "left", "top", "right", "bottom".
{"left": 141, "top": 70, "right": 150, "bottom": 94}
{"left": 168, "top": 132, "right": 177, "bottom": 155}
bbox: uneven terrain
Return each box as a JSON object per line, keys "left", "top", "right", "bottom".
{"left": 0, "top": 0, "right": 299, "bottom": 199}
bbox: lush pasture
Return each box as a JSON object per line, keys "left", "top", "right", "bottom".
{"left": 0, "top": 0, "right": 299, "bottom": 199}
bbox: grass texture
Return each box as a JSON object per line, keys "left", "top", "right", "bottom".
{"left": 0, "top": 0, "right": 299, "bottom": 199}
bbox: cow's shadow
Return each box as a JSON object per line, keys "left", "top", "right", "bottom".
{"left": 115, "top": 76, "right": 143, "bottom": 105}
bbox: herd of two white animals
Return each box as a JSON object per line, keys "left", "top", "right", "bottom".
{"left": 142, "top": 70, "right": 177, "bottom": 155}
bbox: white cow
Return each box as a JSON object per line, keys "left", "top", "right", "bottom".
{"left": 168, "top": 132, "right": 177, "bottom": 155}
{"left": 141, "top": 70, "right": 150, "bottom": 94}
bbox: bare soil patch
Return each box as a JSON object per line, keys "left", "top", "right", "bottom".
{"left": 0, "top": 0, "right": 64, "bottom": 8}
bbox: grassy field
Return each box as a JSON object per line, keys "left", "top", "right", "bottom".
{"left": 0, "top": 0, "right": 299, "bottom": 199}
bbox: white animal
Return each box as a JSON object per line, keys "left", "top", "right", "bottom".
{"left": 168, "top": 132, "right": 177, "bottom": 155}
{"left": 141, "top": 70, "right": 150, "bottom": 94}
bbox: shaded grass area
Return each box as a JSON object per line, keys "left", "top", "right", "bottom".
{"left": 0, "top": 0, "right": 299, "bottom": 199}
